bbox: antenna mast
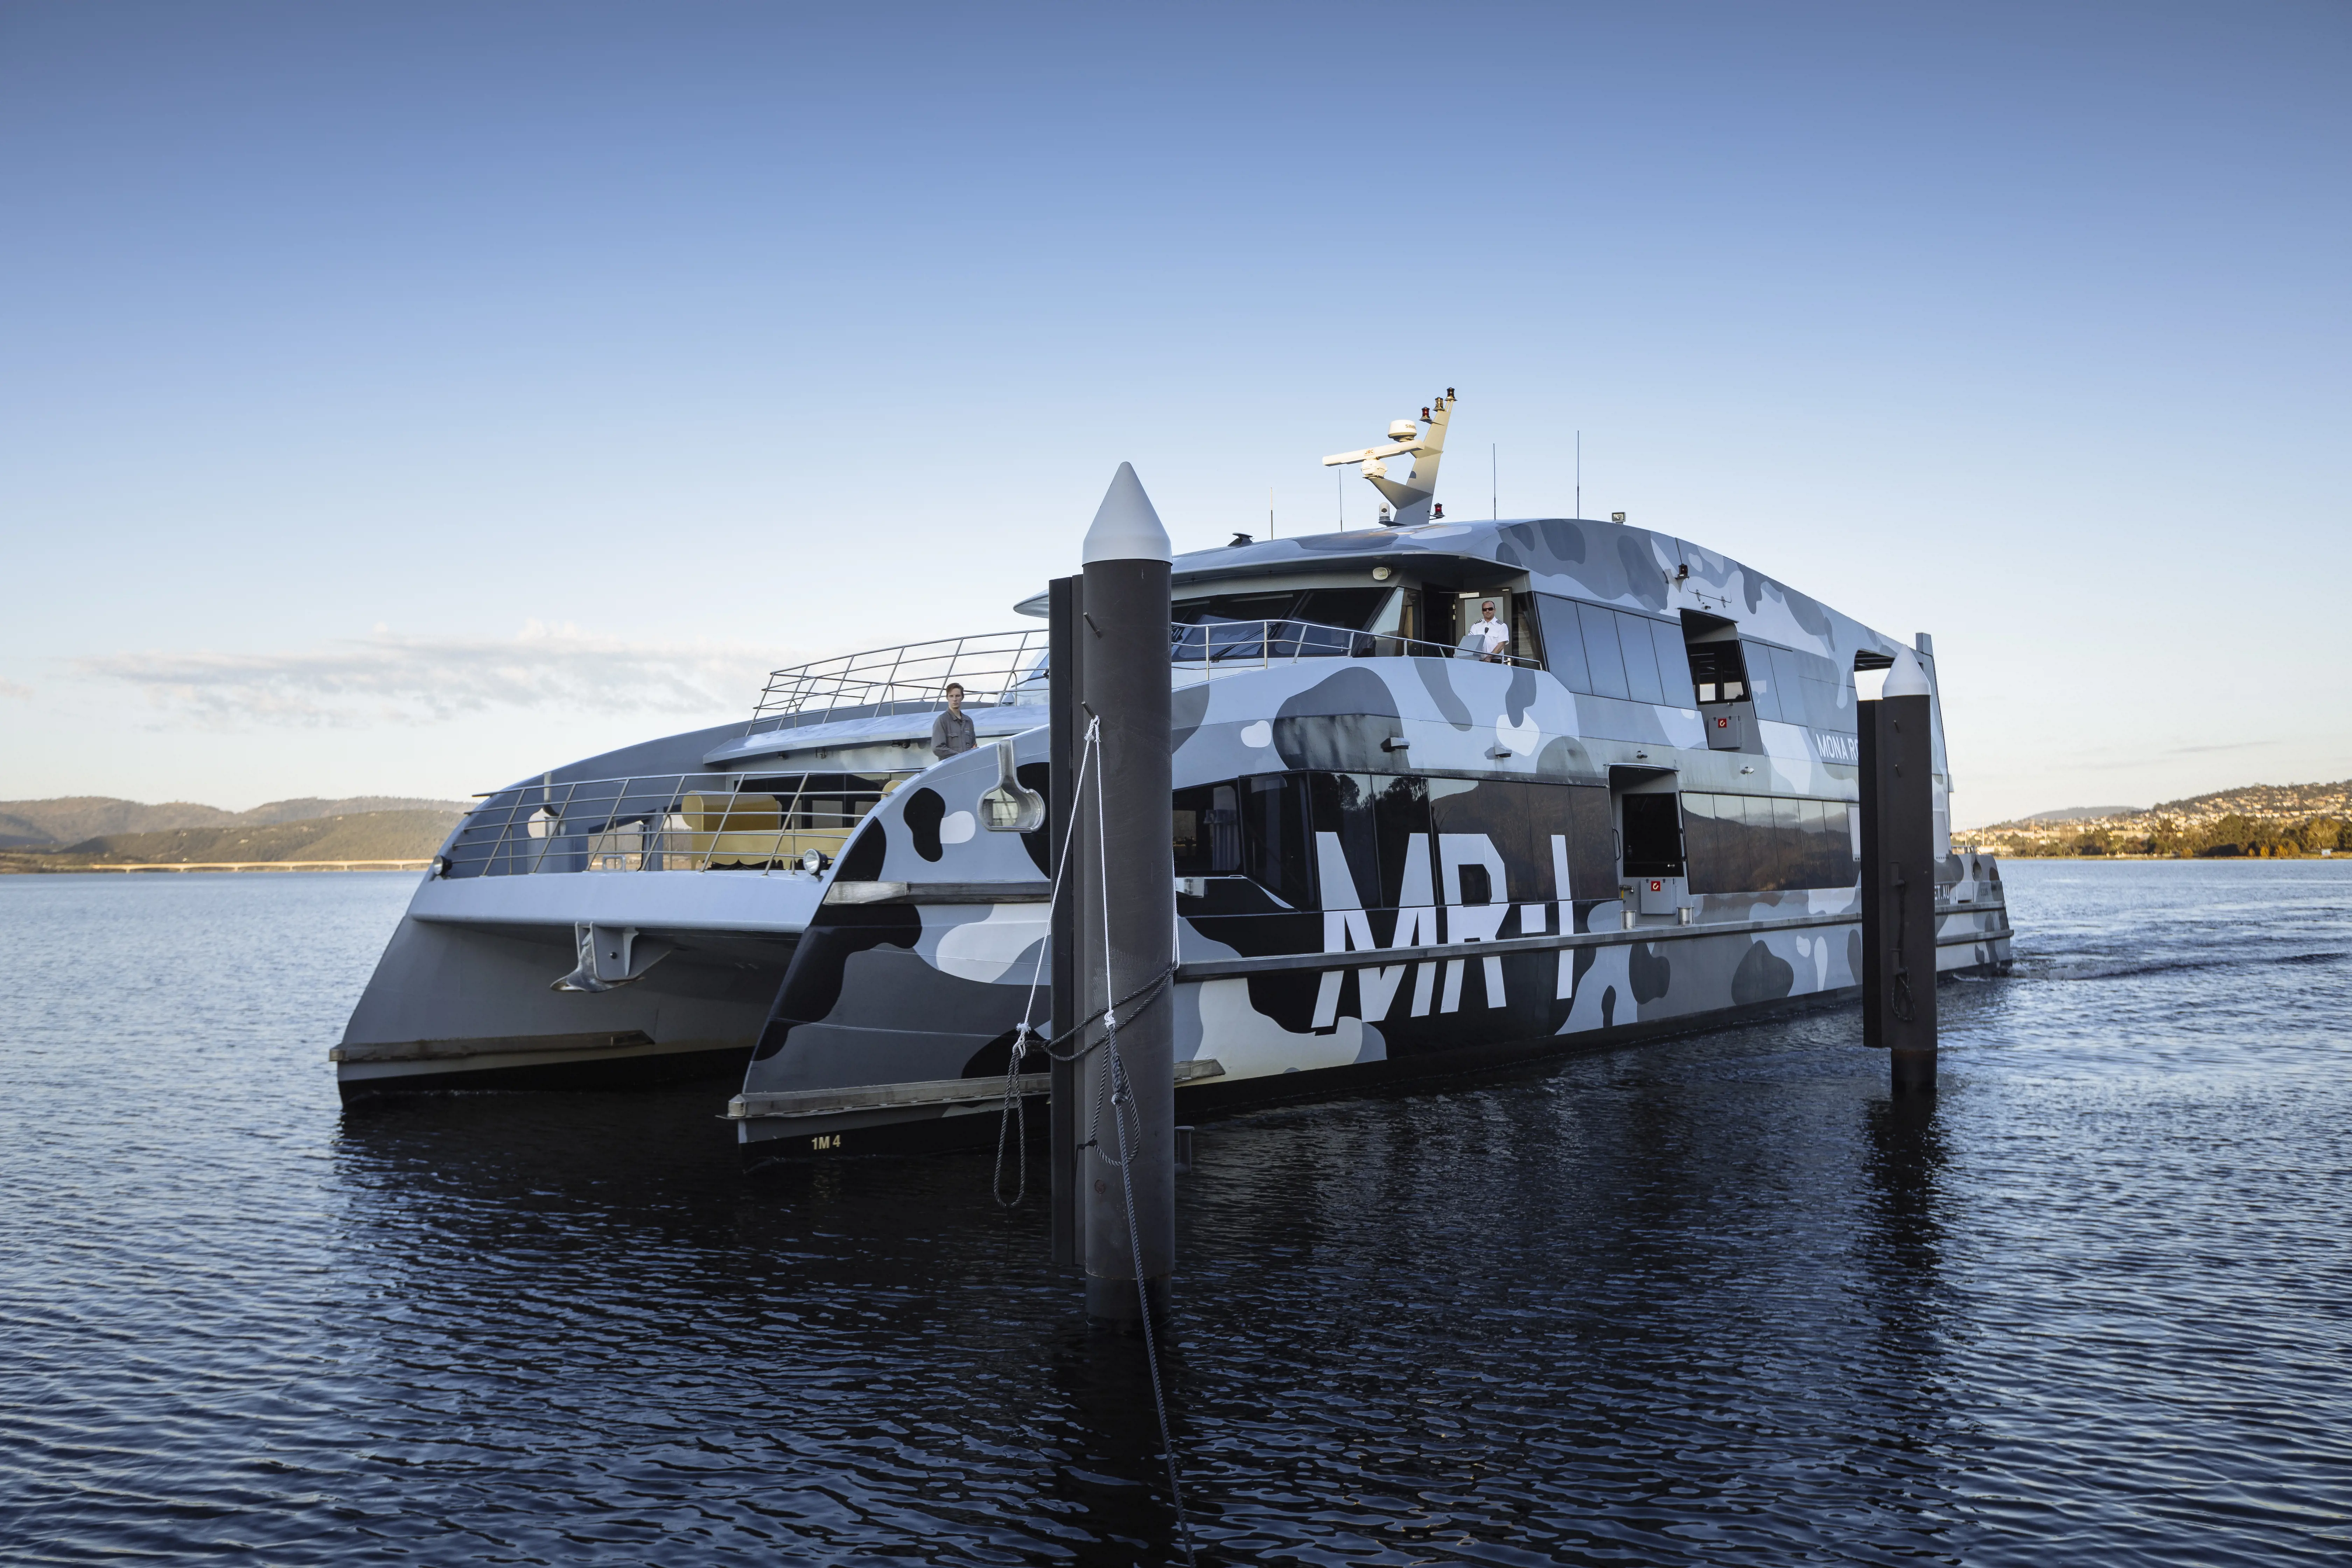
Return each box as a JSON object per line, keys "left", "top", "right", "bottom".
{"left": 1322, "top": 389, "right": 1456, "bottom": 527}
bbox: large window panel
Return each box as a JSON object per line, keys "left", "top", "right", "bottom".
{"left": 1370, "top": 773, "right": 1434, "bottom": 910}
{"left": 1798, "top": 798, "right": 1830, "bottom": 887}
{"left": 1429, "top": 777, "right": 1555, "bottom": 903}
{"left": 1770, "top": 649, "right": 1813, "bottom": 727}
{"left": 1653, "top": 620, "right": 1698, "bottom": 706}
{"left": 1534, "top": 596, "right": 1592, "bottom": 693}
{"left": 1823, "top": 801, "right": 1856, "bottom": 885}
{"left": 1564, "top": 785, "right": 1619, "bottom": 902}
{"left": 1617, "top": 611, "right": 1666, "bottom": 704}
{"left": 1241, "top": 774, "right": 1315, "bottom": 909}
{"left": 1742, "top": 643, "right": 1786, "bottom": 722}
{"left": 1693, "top": 799, "right": 1731, "bottom": 893}
{"left": 1765, "top": 797, "right": 1802, "bottom": 889}
{"left": 1581, "top": 606, "right": 1631, "bottom": 700}
{"left": 1723, "top": 794, "right": 1770, "bottom": 892}
{"left": 1171, "top": 782, "right": 1242, "bottom": 876}
{"left": 1306, "top": 772, "right": 1381, "bottom": 909}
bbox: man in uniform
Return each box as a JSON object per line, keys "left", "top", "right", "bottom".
{"left": 1464, "top": 600, "right": 1511, "bottom": 662}
{"left": 931, "top": 681, "right": 977, "bottom": 759}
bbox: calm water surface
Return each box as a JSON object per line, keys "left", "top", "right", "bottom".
{"left": 2, "top": 863, "right": 2347, "bottom": 1565}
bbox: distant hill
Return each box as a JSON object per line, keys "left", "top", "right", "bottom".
{"left": 1965, "top": 779, "right": 2352, "bottom": 858}
{"left": 57, "top": 809, "right": 462, "bottom": 866}
{"left": 2016, "top": 805, "right": 2140, "bottom": 825}
{"left": 0, "top": 795, "right": 470, "bottom": 849}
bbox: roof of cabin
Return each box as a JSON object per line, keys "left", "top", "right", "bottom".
{"left": 1156, "top": 514, "right": 1911, "bottom": 670}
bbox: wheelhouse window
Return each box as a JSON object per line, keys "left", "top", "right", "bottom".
{"left": 1171, "top": 587, "right": 1398, "bottom": 662}
{"left": 1686, "top": 641, "right": 1749, "bottom": 705}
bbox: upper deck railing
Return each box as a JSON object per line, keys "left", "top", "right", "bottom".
{"left": 743, "top": 618, "right": 1533, "bottom": 735}
{"left": 443, "top": 770, "right": 921, "bottom": 879}
{"left": 747, "top": 630, "right": 1051, "bottom": 733}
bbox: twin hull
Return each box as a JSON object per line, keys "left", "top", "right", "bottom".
{"left": 336, "top": 517, "right": 2014, "bottom": 1149}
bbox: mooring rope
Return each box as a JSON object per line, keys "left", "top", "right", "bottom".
{"left": 1892, "top": 869, "right": 1918, "bottom": 1023}
{"left": 993, "top": 718, "right": 1097, "bottom": 1209}
{"left": 1087, "top": 716, "right": 1197, "bottom": 1566}
{"left": 989, "top": 716, "right": 1195, "bottom": 1560}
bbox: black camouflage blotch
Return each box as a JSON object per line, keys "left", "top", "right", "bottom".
{"left": 960, "top": 1024, "right": 1028, "bottom": 1079}
{"left": 1273, "top": 667, "right": 1405, "bottom": 769}
{"left": 1245, "top": 968, "right": 1324, "bottom": 1032}
{"left": 749, "top": 903, "right": 923, "bottom": 1060}
{"left": 1600, "top": 984, "right": 1617, "bottom": 1029}
{"left": 1629, "top": 942, "right": 1672, "bottom": 1002}
{"left": 1732, "top": 938, "right": 1797, "bottom": 1004}
{"left": 1847, "top": 927, "right": 1864, "bottom": 986}
{"left": 903, "top": 788, "right": 946, "bottom": 862}
{"left": 835, "top": 818, "right": 888, "bottom": 882}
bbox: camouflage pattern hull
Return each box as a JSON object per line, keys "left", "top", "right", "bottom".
{"left": 731, "top": 515, "right": 2013, "bottom": 1160}
{"left": 338, "top": 514, "right": 2012, "bottom": 1135}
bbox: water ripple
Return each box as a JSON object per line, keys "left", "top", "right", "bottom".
{"left": 1, "top": 862, "right": 2348, "bottom": 1564}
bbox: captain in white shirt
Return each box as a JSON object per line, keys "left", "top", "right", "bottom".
{"left": 1465, "top": 600, "right": 1511, "bottom": 662}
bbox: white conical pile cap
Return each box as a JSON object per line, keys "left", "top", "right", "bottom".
{"left": 1081, "top": 462, "right": 1172, "bottom": 565}
{"left": 1882, "top": 645, "right": 1931, "bottom": 698}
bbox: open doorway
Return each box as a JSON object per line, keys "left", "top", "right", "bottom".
{"left": 1613, "top": 771, "right": 1688, "bottom": 917}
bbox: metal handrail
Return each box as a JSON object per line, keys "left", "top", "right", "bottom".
{"left": 747, "top": 630, "right": 1051, "bottom": 735}
{"left": 744, "top": 617, "right": 1534, "bottom": 732}
{"left": 441, "top": 769, "right": 921, "bottom": 879}
{"left": 1168, "top": 617, "right": 1536, "bottom": 670}
{"left": 452, "top": 616, "right": 1540, "bottom": 879}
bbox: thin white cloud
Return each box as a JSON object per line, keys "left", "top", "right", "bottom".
{"left": 0, "top": 679, "right": 31, "bottom": 700}
{"left": 76, "top": 622, "right": 793, "bottom": 729}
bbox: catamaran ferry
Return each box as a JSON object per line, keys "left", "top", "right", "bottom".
{"left": 335, "top": 393, "right": 2012, "bottom": 1155}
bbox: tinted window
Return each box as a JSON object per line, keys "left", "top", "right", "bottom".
{"left": 1370, "top": 773, "right": 1434, "bottom": 909}
{"left": 1240, "top": 774, "right": 1314, "bottom": 908}
{"left": 1618, "top": 611, "right": 1666, "bottom": 704}
{"left": 1743, "top": 642, "right": 1785, "bottom": 721}
{"left": 1581, "top": 606, "right": 1631, "bottom": 699}
{"left": 1306, "top": 772, "right": 1380, "bottom": 909}
{"left": 1770, "top": 648, "right": 1812, "bottom": 726}
{"left": 1429, "top": 776, "right": 1547, "bottom": 903}
{"left": 1563, "top": 785, "right": 1618, "bottom": 904}
{"left": 1534, "top": 596, "right": 1592, "bottom": 693}
{"left": 1172, "top": 782, "right": 1241, "bottom": 875}
{"left": 1653, "top": 620, "right": 1696, "bottom": 706}
{"left": 1682, "top": 792, "right": 1859, "bottom": 893}
{"left": 1681, "top": 792, "right": 1723, "bottom": 886}
{"left": 1822, "top": 800, "right": 1856, "bottom": 884}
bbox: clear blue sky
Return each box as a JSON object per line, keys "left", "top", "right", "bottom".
{"left": 2, "top": 1, "right": 2345, "bottom": 824}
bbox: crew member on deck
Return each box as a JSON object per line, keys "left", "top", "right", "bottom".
{"left": 931, "top": 682, "right": 977, "bottom": 759}
{"left": 1466, "top": 600, "right": 1510, "bottom": 662}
